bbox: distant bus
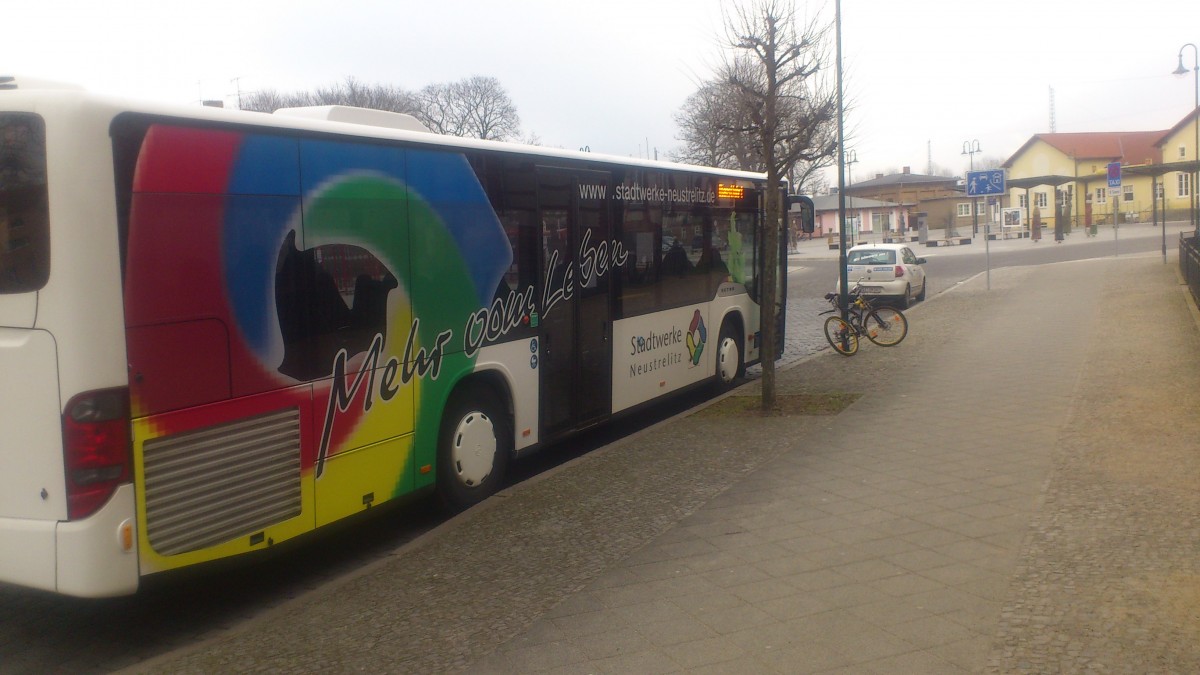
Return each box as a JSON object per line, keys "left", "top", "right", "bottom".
{"left": 0, "top": 77, "right": 782, "bottom": 597}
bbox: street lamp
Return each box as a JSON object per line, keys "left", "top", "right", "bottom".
{"left": 962, "top": 140, "right": 981, "bottom": 236}
{"left": 1175, "top": 43, "right": 1198, "bottom": 235}
{"left": 835, "top": 0, "right": 849, "bottom": 321}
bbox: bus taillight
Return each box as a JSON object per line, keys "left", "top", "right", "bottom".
{"left": 62, "top": 388, "right": 131, "bottom": 520}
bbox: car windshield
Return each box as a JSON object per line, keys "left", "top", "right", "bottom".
{"left": 847, "top": 249, "right": 895, "bottom": 265}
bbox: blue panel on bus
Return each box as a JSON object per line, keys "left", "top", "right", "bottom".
{"left": 405, "top": 149, "right": 510, "bottom": 307}
{"left": 228, "top": 135, "right": 301, "bottom": 196}
{"left": 287, "top": 139, "right": 509, "bottom": 309}
{"left": 222, "top": 195, "right": 301, "bottom": 355}
{"left": 220, "top": 134, "right": 304, "bottom": 355}
{"left": 298, "top": 140, "right": 406, "bottom": 194}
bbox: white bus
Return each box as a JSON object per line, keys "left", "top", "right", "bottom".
{"left": 0, "top": 76, "right": 784, "bottom": 597}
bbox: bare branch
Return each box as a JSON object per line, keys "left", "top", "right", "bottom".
{"left": 239, "top": 77, "right": 419, "bottom": 116}
{"left": 236, "top": 75, "right": 521, "bottom": 142}
{"left": 413, "top": 76, "right": 521, "bottom": 141}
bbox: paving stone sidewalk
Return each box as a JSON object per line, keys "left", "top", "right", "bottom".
{"left": 985, "top": 262, "right": 1200, "bottom": 673}
{"left": 472, "top": 256, "right": 1200, "bottom": 674}
{"left": 132, "top": 254, "right": 1200, "bottom": 674}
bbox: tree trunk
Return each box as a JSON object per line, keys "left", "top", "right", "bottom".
{"left": 759, "top": 174, "right": 781, "bottom": 411}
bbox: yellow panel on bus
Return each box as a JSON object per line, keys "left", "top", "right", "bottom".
{"left": 315, "top": 434, "right": 414, "bottom": 527}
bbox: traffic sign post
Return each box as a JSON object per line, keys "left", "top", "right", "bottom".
{"left": 966, "top": 169, "right": 1006, "bottom": 197}
{"left": 1108, "top": 162, "right": 1121, "bottom": 255}
{"left": 966, "top": 169, "right": 1005, "bottom": 291}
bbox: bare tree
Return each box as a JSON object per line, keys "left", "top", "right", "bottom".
{"left": 788, "top": 159, "right": 829, "bottom": 196}
{"left": 314, "top": 77, "right": 418, "bottom": 112}
{"left": 239, "top": 77, "right": 418, "bottom": 115}
{"left": 722, "top": 0, "right": 838, "bottom": 410}
{"left": 675, "top": 15, "right": 838, "bottom": 197}
{"left": 927, "top": 162, "right": 959, "bottom": 178}
{"left": 416, "top": 82, "right": 466, "bottom": 136}
{"left": 237, "top": 76, "right": 524, "bottom": 142}
{"left": 414, "top": 76, "right": 520, "bottom": 141}
{"left": 237, "top": 88, "right": 292, "bottom": 113}
{"left": 672, "top": 83, "right": 728, "bottom": 167}
{"left": 671, "top": 80, "right": 760, "bottom": 170}
{"left": 977, "top": 155, "right": 1004, "bottom": 171}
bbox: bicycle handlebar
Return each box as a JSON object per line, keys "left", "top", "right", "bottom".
{"left": 826, "top": 281, "right": 871, "bottom": 310}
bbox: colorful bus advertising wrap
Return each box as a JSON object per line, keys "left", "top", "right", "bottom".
{"left": 123, "top": 125, "right": 511, "bottom": 568}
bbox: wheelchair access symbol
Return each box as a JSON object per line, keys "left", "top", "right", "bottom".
{"left": 966, "top": 169, "right": 1006, "bottom": 197}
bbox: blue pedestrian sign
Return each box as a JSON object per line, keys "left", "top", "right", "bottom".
{"left": 966, "top": 169, "right": 1006, "bottom": 197}
{"left": 1107, "top": 162, "right": 1121, "bottom": 190}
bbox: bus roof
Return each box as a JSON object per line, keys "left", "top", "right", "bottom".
{"left": 1, "top": 75, "right": 768, "bottom": 182}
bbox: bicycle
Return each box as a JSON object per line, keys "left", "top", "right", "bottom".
{"left": 820, "top": 283, "right": 909, "bottom": 356}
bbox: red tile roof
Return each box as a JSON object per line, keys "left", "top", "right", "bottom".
{"left": 1003, "top": 131, "right": 1166, "bottom": 168}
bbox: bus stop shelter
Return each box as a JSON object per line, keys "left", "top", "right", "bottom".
{"left": 1091, "top": 159, "right": 1200, "bottom": 231}
{"left": 1006, "top": 175, "right": 1076, "bottom": 240}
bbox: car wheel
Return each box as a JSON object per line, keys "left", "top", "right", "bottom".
{"left": 898, "top": 284, "right": 911, "bottom": 309}
{"left": 916, "top": 278, "right": 927, "bottom": 301}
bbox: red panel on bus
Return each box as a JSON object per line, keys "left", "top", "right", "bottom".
{"left": 132, "top": 126, "right": 240, "bottom": 194}
{"left": 124, "top": 193, "right": 226, "bottom": 326}
{"left": 127, "top": 320, "right": 231, "bottom": 415}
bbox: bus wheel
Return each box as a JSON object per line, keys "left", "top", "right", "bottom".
{"left": 714, "top": 322, "right": 744, "bottom": 392}
{"left": 437, "top": 386, "right": 511, "bottom": 512}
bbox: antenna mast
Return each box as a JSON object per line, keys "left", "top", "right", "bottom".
{"left": 1049, "top": 86, "right": 1057, "bottom": 133}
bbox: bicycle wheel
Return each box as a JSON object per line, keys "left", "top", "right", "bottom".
{"left": 863, "top": 306, "right": 908, "bottom": 346}
{"left": 823, "top": 315, "right": 859, "bottom": 356}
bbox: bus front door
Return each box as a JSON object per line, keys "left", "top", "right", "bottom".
{"left": 537, "top": 168, "right": 612, "bottom": 437}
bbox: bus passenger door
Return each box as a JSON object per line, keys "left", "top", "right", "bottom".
{"left": 537, "top": 168, "right": 613, "bottom": 437}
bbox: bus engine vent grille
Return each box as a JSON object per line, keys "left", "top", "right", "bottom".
{"left": 143, "top": 408, "right": 302, "bottom": 556}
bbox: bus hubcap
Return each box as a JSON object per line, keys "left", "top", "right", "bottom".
{"left": 451, "top": 411, "right": 496, "bottom": 487}
{"left": 718, "top": 337, "right": 738, "bottom": 382}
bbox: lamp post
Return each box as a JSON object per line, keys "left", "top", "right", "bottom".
{"left": 835, "top": 0, "right": 849, "bottom": 321}
{"left": 1175, "top": 43, "right": 1198, "bottom": 236}
{"left": 962, "top": 140, "right": 981, "bottom": 237}
{"left": 845, "top": 149, "right": 858, "bottom": 242}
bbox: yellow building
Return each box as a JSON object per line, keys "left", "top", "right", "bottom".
{"left": 1002, "top": 108, "right": 1200, "bottom": 232}
{"left": 1155, "top": 108, "right": 1199, "bottom": 223}
{"left": 1002, "top": 131, "right": 1163, "bottom": 232}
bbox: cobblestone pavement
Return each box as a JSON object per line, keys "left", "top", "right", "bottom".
{"left": 124, "top": 252, "right": 1198, "bottom": 673}
{"left": 985, "top": 261, "right": 1200, "bottom": 673}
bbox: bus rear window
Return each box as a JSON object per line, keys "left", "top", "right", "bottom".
{"left": 0, "top": 113, "right": 50, "bottom": 293}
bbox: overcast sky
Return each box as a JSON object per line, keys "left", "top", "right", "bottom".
{"left": 7, "top": 0, "right": 1199, "bottom": 186}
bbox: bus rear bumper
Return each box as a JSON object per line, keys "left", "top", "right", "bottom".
{"left": 0, "top": 484, "right": 139, "bottom": 597}
{"left": 0, "top": 514, "right": 57, "bottom": 592}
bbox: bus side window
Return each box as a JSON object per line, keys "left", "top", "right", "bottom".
{"left": 496, "top": 209, "right": 536, "bottom": 294}
{"left": 659, "top": 212, "right": 709, "bottom": 307}
{"left": 274, "top": 234, "right": 399, "bottom": 382}
{"left": 0, "top": 113, "right": 50, "bottom": 294}
{"left": 736, "top": 210, "right": 759, "bottom": 298}
{"left": 618, "top": 205, "right": 660, "bottom": 317}
{"left": 485, "top": 156, "right": 538, "bottom": 301}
